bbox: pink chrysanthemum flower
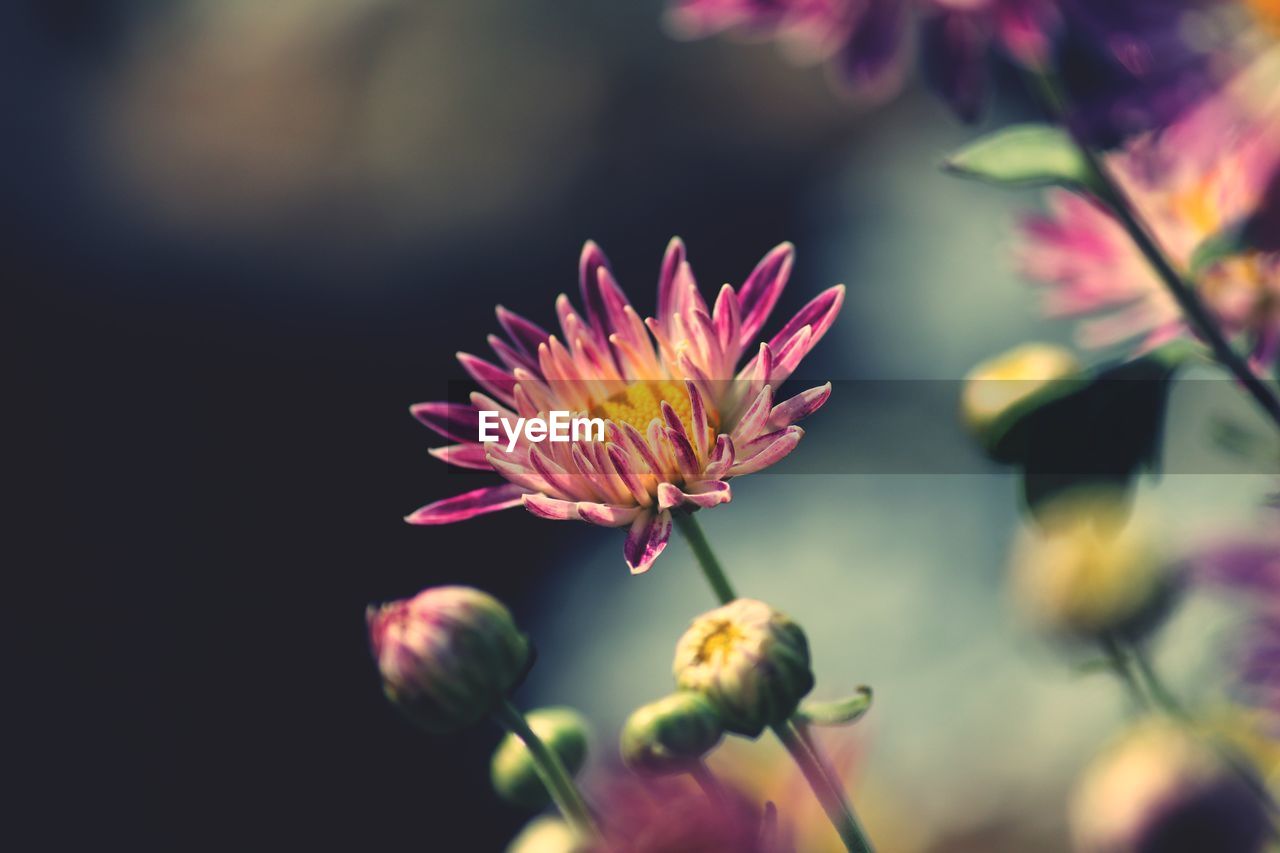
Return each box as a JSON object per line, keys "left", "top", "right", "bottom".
{"left": 1018, "top": 91, "right": 1280, "bottom": 369}
{"left": 406, "top": 240, "right": 843, "bottom": 573}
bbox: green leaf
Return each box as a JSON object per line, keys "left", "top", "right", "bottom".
{"left": 943, "top": 124, "right": 1097, "bottom": 191}
{"left": 795, "top": 686, "right": 873, "bottom": 726}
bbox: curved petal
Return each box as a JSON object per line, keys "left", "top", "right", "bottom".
{"left": 495, "top": 306, "right": 551, "bottom": 356}
{"left": 577, "top": 501, "right": 644, "bottom": 527}
{"left": 428, "top": 443, "right": 493, "bottom": 470}
{"left": 624, "top": 509, "right": 672, "bottom": 574}
{"left": 737, "top": 241, "right": 794, "bottom": 345}
{"left": 769, "top": 382, "right": 832, "bottom": 429}
{"left": 729, "top": 426, "right": 805, "bottom": 477}
{"left": 457, "top": 352, "right": 517, "bottom": 407}
{"left": 410, "top": 402, "right": 481, "bottom": 444}
{"left": 405, "top": 483, "right": 529, "bottom": 525}
{"left": 766, "top": 284, "right": 845, "bottom": 354}
{"left": 657, "top": 480, "right": 732, "bottom": 511}
{"left": 522, "top": 492, "right": 581, "bottom": 521}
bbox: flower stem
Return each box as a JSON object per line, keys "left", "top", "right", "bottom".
{"left": 673, "top": 513, "right": 737, "bottom": 604}
{"left": 494, "top": 699, "right": 597, "bottom": 837}
{"left": 690, "top": 760, "right": 727, "bottom": 809}
{"left": 674, "top": 514, "right": 875, "bottom": 853}
{"left": 772, "top": 720, "right": 875, "bottom": 853}
{"left": 1030, "top": 72, "right": 1280, "bottom": 433}
{"left": 1100, "top": 637, "right": 1280, "bottom": 821}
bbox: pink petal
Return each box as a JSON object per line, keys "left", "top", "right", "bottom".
{"left": 496, "top": 306, "right": 551, "bottom": 356}
{"left": 405, "top": 483, "right": 528, "bottom": 525}
{"left": 686, "top": 380, "right": 710, "bottom": 459}
{"left": 767, "top": 284, "right": 845, "bottom": 353}
{"left": 577, "top": 501, "right": 643, "bottom": 527}
{"left": 704, "top": 435, "right": 736, "bottom": 480}
{"left": 664, "top": 427, "right": 702, "bottom": 480}
{"left": 731, "top": 385, "right": 774, "bottom": 444}
{"left": 738, "top": 242, "right": 794, "bottom": 345}
{"left": 428, "top": 443, "right": 494, "bottom": 470}
{"left": 457, "top": 352, "right": 517, "bottom": 407}
{"left": 624, "top": 509, "right": 672, "bottom": 574}
{"left": 729, "top": 426, "right": 804, "bottom": 476}
{"left": 579, "top": 241, "right": 614, "bottom": 349}
{"left": 656, "top": 480, "right": 732, "bottom": 511}
{"left": 410, "top": 402, "right": 481, "bottom": 444}
{"left": 488, "top": 334, "right": 538, "bottom": 374}
{"left": 522, "top": 493, "right": 581, "bottom": 521}
{"left": 769, "top": 382, "right": 832, "bottom": 429}
{"left": 657, "top": 236, "right": 687, "bottom": 323}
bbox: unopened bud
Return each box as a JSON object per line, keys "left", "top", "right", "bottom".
{"left": 1011, "top": 491, "right": 1174, "bottom": 640}
{"left": 1071, "top": 719, "right": 1269, "bottom": 853}
{"left": 491, "top": 707, "right": 590, "bottom": 809}
{"left": 621, "top": 692, "right": 724, "bottom": 775}
{"left": 673, "top": 599, "right": 814, "bottom": 737}
{"left": 367, "top": 586, "right": 531, "bottom": 733}
{"left": 961, "top": 343, "right": 1083, "bottom": 461}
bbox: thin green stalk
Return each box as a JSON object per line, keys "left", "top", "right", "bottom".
{"left": 772, "top": 721, "right": 875, "bottom": 853}
{"left": 1029, "top": 72, "right": 1280, "bottom": 433}
{"left": 675, "top": 513, "right": 875, "bottom": 853}
{"left": 673, "top": 513, "right": 737, "bottom": 604}
{"left": 1099, "top": 634, "right": 1151, "bottom": 713}
{"left": 494, "top": 700, "right": 597, "bottom": 837}
{"left": 690, "top": 760, "right": 727, "bottom": 809}
{"left": 1124, "top": 642, "right": 1280, "bottom": 819}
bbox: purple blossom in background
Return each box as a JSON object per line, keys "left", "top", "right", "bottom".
{"left": 666, "top": 0, "right": 1267, "bottom": 142}
{"left": 1198, "top": 525, "right": 1280, "bottom": 727}
{"left": 666, "top": 0, "right": 1057, "bottom": 120}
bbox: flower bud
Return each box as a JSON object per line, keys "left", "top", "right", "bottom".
{"left": 1010, "top": 491, "right": 1174, "bottom": 640}
{"left": 1070, "top": 720, "right": 1269, "bottom": 853}
{"left": 673, "top": 599, "right": 814, "bottom": 737}
{"left": 506, "top": 816, "right": 581, "bottom": 853}
{"left": 491, "top": 707, "right": 591, "bottom": 809}
{"left": 620, "top": 692, "right": 724, "bottom": 775}
{"left": 961, "top": 343, "right": 1083, "bottom": 461}
{"left": 367, "top": 585, "right": 531, "bottom": 733}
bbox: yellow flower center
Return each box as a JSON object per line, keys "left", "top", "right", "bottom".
{"left": 695, "top": 620, "right": 744, "bottom": 664}
{"left": 589, "top": 379, "right": 719, "bottom": 439}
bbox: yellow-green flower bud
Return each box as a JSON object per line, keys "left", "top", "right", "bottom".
{"left": 673, "top": 599, "right": 814, "bottom": 737}
{"left": 961, "top": 343, "right": 1084, "bottom": 461}
{"left": 620, "top": 692, "right": 724, "bottom": 775}
{"left": 1010, "top": 492, "right": 1173, "bottom": 640}
{"left": 1071, "top": 719, "right": 1269, "bottom": 852}
{"left": 491, "top": 707, "right": 590, "bottom": 809}
{"left": 366, "top": 586, "right": 531, "bottom": 734}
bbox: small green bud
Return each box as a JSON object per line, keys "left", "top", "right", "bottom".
{"left": 673, "top": 599, "right": 815, "bottom": 737}
{"left": 366, "top": 586, "right": 531, "bottom": 734}
{"left": 491, "top": 707, "right": 590, "bottom": 809}
{"left": 620, "top": 692, "right": 724, "bottom": 775}
{"left": 961, "top": 343, "right": 1084, "bottom": 461}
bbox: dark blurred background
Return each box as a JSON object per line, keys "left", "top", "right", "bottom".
{"left": 13, "top": 1, "right": 1273, "bottom": 851}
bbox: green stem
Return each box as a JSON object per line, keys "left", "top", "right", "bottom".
{"left": 1099, "top": 634, "right": 1151, "bottom": 713}
{"left": 773, "top": 721, "right": 875, "bottom": 853}
{"left": 494, "top": 700, "right": 597, "bottom": 837}
{"left": 689, "top": 760, "right": 727, "bottom": 809}
{"left": 1101, "top": 638, "right": 1280, "bottom": 822}
{"left": 673, "top": 513, "right": 737, "bottom": 604}
{"left": 675, "top": 513, "right": 874, "bottom": 853}
{"left": 1030, "top": 72, "right": 1280, "bottom": 434}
